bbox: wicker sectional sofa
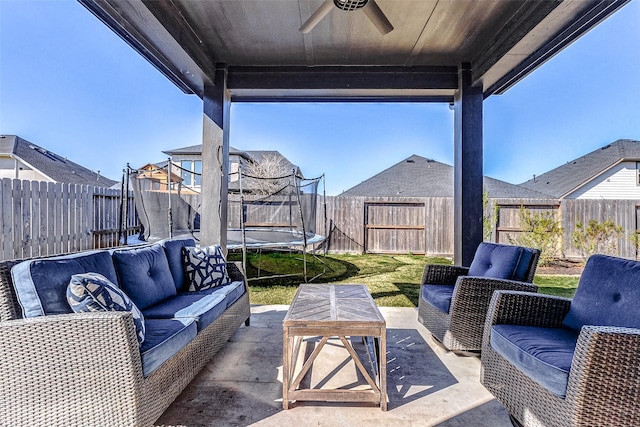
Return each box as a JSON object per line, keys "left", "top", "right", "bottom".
{"left": 0, "top": 238, "right": 250, "bottom": 426}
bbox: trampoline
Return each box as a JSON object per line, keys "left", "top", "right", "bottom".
{"left": 128, "top": 161, "right": 327, "bottom": 282}
{"left": 227, "top": 229, "right": 324, "bottom": 249}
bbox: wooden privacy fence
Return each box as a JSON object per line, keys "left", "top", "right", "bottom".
{"left": 5, "top": 179, "right": 638, "bottom": 261}
{"left": 320, "top": 196, "right": 453, "bottom": 256}
{"left": 0, "top": 178, "right": 139, "bottom": 261}
{"left": 320, "top": 195, "right": 640, "bottom": 260}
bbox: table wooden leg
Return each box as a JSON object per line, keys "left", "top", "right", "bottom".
{"left": 282, "top": 327, "right": 290, "bottom": 409}
{"left": 379, "top": 328, "right": 387, "bottom": 411}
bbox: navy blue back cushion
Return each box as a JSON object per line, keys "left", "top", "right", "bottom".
{"left": 512, "top": 247, "right": 537, "bottom": 282}
{"left": 112, "top": 244, "right": 177, "bottom": 310}
{"left": 11, "top": 250, "right": 118, "bottom": 317}
{"left": 161, "top": 238, "right": 195, "bottom": 292}
{"left": 468, "top": 243, "right": 531, "bottom": 281}
{"left": 563, "top": 254, "right": 640, "bottom": 332}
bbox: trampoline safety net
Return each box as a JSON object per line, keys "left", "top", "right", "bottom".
{"left": 129, "top": 164, "right": 325, "bottom": 251}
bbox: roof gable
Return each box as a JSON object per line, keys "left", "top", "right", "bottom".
{"left": 519, "top": 139, "right": 640, "bottom": 198}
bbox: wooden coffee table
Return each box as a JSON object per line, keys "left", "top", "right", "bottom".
{"left": 282, "top": 284, "right": 387, "bottom": 410}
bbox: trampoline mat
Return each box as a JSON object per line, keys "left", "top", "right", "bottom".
{"left": 227, "top": 228, "right": 324, "bottom": 249}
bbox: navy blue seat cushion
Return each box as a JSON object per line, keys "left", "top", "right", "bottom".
{"left": 143, "top": 280, "right": 245, "bottom": 331}
{"left": 468, "top": 243, "right": 533, "bottom": 282}
{"left": 161, "top": 238, "right": 195, "bottom": 292}
{"left": 112, "top": 244, "right": 177, "bottom": 310}
{"left": 421, "top": 284, "right": 455, "bottom": 314}
{"left": 143, "top": 292, "right": 226, "bottom": 332}
{"left": 491, "top": 324, "right": 578, "bottom": 397}
{"left": 11, "top": 250, "right": 118, "bottom": 317}
{"left": 563, "top": 254, "right": 640, "bottom": 332}
{"left": 187, "top": 280, "right": 245, "bottom": 309}
{"left": 140, "top": 318, "right": 197, "bottom": 376}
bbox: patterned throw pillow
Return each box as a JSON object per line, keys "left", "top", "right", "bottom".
{"left": 182, "top": 245, "right": 231, "bottom": 291}
{"left": 67, "top": 272, "right": 145, "bottom": 345}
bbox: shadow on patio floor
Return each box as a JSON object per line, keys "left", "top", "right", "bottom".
{"left": 155, "top": 306, "right": 511, "bottom": 427}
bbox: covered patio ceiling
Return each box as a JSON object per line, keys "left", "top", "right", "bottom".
{"left": 80, "top": 0, "right": 627, "bottom": 102}
{"left": 79, "top": 0, "right": 629, "bottom": 263}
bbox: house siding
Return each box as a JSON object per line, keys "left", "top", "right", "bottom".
{"left": 568, "top": 162, "right": 640, "bottom": 199}
{"left": 0, "top": 156, "right": 51, "bottom": 182}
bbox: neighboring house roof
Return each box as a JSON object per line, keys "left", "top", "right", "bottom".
{"left": 340, "top": 155, "right": 549, "bottom": 199}
{"left": 162, "top": 144, "right": 203, "bottom": 156}
{"left": 0, "top": 135, "right": 117, "bottom": 188}
{"left": 136, "top": 163, "right": 182, "bottom": 182}
{"left": 519, "top": 139, "right": 640, "bottom": 198}
{"left": 162, "top": 145, "right": 253, "bottom": 161}
{"left": 162, "top": 144, "right": 301, "bottom": 176}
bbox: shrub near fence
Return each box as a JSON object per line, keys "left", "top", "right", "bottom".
{"left": 0, "top": 178, "right": 139, "bottom": 261}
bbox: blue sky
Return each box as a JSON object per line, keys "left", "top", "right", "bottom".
{"left": 1, "top": 0, "right": 639, "bottom": 196}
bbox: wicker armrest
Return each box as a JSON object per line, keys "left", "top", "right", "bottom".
{"left": 450, "top": 277, "right": 537, "bottom": 320}
{"left": 482, "top": 291, "right": 571, "bottom": 351}
{"left": 454, "top": 277, "right": 537, "bottom": 302}
{"left": 486, "top": 290, "right": 571, "bottom": 327}
{"left": 0, "top": 311, "right": 144, "bottom": 423}
{"left": 227, "top": 261, "right": 247, "bottom": 282}
{"left": 566, "top": 326, "right": 640, "bottom": 421}
{"left": 421, "top": 264, "right": 469, "bottom": 285}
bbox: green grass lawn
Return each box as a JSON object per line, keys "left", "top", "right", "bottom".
{"left": 230, "top": 251, "right": 580, "bottom": 306}
{"left": 535, "top": 275, "right": 580, "bottom": 299}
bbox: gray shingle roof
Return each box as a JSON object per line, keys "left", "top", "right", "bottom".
{"left": 518, "top": 139, "right": 640, "bottom": 198}
{"left": 0, "top": 135, "right": 117, "bottom": 188}
{"left": 340, "top": 154, "right": 548, "bottom": 198}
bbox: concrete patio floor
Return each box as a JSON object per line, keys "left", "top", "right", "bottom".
{"left": 156, "top": 305, "right": 512, "bottom": 427}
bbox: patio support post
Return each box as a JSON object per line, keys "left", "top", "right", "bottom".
{"left": 453, "top": 63, "right": 483, "bottom": 266}
{"left": 201, "top": 63, "right": 231, "bottom": 250}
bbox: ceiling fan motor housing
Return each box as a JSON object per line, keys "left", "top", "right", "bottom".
{"left": 334, "top": 0, "right": 369, "bottom": 11}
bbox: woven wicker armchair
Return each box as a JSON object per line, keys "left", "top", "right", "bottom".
{"left": 417, "top": 242, "right": 540, "bottom": 354}
{"left": 481, "top": 254, "right": 640, "bottom": 427}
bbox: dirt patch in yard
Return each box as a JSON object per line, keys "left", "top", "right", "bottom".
{"left": 536, "top": 259, "right": 584, "bottom": 276}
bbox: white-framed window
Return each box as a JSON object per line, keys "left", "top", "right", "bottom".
{"left": 637, "top": 162, "right": 640, "bottom": 185}
{"left": 181, "top": 160, "right": 202, "bottom": 187}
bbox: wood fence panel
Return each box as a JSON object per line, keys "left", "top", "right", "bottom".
{"left": 424, "top": 197, "right": 453, "bottom": 256}
{"left": 30, "top": 181, "right": 40, "bottom": 258}
{"left": 0, "top": 179, "right": 139, "bottom": 261}
{"left": 1, "top": 179, "right": 12, "bottom": 260}
{"left": 364, "top": 200, "right": 425, "bottom": 254}
{"left": 37, "top": 181, "right": 47, "bottom": 256}
{"left": 46, "top": 182, "right": 55, "bottom": 256}
{"left": 83, "top": 187, "right": 95, "bottom": 249}
{"left": 562, "top": 199, "right": 638, "bottom": 259}
{"left": 494, "top": 200, "right": 559, "bottom": 246}
{"left": 13, "top": 180, "right": 23, "bottom": 259}
{"left": 324, "top": 196, "right": 365, "bottom": 253}
{"left": 70, "top": 184, "right": 78, "bottom": 253}
{"left": 63, "top": 183, "right": 68, "bottom": 252}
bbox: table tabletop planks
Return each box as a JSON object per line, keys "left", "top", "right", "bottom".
{"left": 284, "top": 284, "right": 385, "bottom": 326}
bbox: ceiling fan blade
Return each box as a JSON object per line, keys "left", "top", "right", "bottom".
{"left": 299, "top": 0, "right": 335, "bottom": 33}
{"left": 362, "top": 0, "right": 394, "bottom": 35}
